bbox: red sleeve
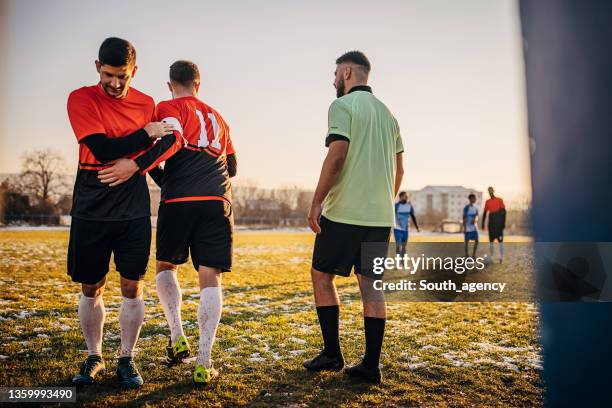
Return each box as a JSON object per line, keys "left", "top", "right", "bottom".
{"left": 219, "top": 114, "right": 235, "bottom": 155}
{"left": 226, "top": 128, "right": 236, "bottom": 155}
{"left": 484, "top": 200, "right": 490, "bottom": 212}
{"left": 155, "top": 102, "right": 183, "bottom": 134}
{"left": 134, "top": 101, "right": 184, "bottom": 174}
{"left": 67, "top": 89, "right": 105, "bottom": 141}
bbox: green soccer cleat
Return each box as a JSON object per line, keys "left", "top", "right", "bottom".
{"left": 73, "top": 355, "right": 105, "bottom": 386}
{"left": 164, "top": 335, "right": 191, "bottom": 367}
{"left": 116, "top": 356, "right": 144, "bottom": 389}
{"left": 193, "top": 364, "right": 218, "bottom": 385}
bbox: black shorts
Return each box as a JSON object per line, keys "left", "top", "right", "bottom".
{"left": 312, "top": 216, "right": 391, "bottom": 279}
{"left": 488, "top": 212, "right": 505, "bottom": 241}
{"left": 488, "top": 226, "right": 504, "bottom": 242}
{"left": 156, "top": 200, "right": 233, "bottom": 272}
{"left": 67, "top": 217, "right": 151, "bottom": 284}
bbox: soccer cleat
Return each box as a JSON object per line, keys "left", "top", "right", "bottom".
{"left": 193, "top": 364, "right": 218, "bottom": 384}
{"left": 344, "top": 361, "right": 382, "bottom": 384}
{"left": 117, "top": 356, "right": 144, "bottom": 389}
{"left": 164, "top": 335, "right": 191, "bottom": 366}
{"left": 303, "top": 351, "right": 344, "bottom": 372}
{"left": 73, "top": 355, "right": 105, "bottom": 385}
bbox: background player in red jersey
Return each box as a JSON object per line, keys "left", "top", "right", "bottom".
{"left": 481, "top": 186, "right": 506, "bottom": 263}
{"left": 99, "top": 60, "right": 237, "bottom": 384}
{"left": 66, "top": 37, "right": 174, "bottom": 389}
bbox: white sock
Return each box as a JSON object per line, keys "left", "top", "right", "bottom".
{"left": 119, "top": 296, "right": 145, "bottom": 358}
{"left": 79, "top": 294, "right": 105, "bottom": 357}
{"left": 196, "top": 287, "right": 223, "bottom": 368}
{"left": 489, "top": 242, "right": 494, "bottom": 258}
{"left": 499, "top": 242, "right": 505, "bottom": 259}
{"left": 156, "top": 270, "right": 185, "bottom": 344}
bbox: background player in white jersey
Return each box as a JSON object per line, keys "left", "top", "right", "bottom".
{"left": 393, "top": 191, "right": 419, "bottom": 256}
{"left": 463, "top": 193, "right": 479, "bottom": 258}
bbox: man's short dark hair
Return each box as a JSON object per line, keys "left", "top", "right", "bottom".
{"left": 169, "top": 60, "right": 200, "bottom": 87}
{"left": 336, "top": 50, "right": 371, "bottom": 73}
{"left": 98, "top": 37, "right": 136, "bottom": 67}
{"left": 468, "top": 193, "right": 476, "bottom": 199}
{"left": 399, "top": 191, "right": 407, "bottom": 197}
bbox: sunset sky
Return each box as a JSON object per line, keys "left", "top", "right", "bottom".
{"left": 0, "top": 0, "right": 531, "bottom": 203}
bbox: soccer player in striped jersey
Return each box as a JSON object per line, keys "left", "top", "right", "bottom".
{"left": 98, "top": 60, "right": 236, "bottom": 384}
{"left": 463, "top": 193, "right": 480, "bottom": 258}
{"left": 394, "top": 191, "right": 420, "bottom": 256}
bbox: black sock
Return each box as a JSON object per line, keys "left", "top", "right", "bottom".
{"left": 316, "top": 305, "right": 341, "bottom": 357}
{"left": 363, "top": 316, "right": 385, "bottom": 369}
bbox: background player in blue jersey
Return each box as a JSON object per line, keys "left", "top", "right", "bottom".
{"left": 393, "top": 191, "right": 419, "bottom": 256}
{"left": 463, "top": 193, "right": 479, "bottom": 258}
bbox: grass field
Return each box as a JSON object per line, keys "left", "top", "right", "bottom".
{"left": 0, "top": 230, "right": 542, "bottom": 407}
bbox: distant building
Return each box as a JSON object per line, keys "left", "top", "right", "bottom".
{"left": 408, "top": 185, "right": 483, "bottom": 221}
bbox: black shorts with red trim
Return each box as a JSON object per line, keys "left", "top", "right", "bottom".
{"left": 67, "top": 216, "right": 151, "bottom": 284}
{"left": 156, "top": 199, "right": 233, "bottom": 272}
{"left": 312, "top": 216, "right": 391, "bottom": 279}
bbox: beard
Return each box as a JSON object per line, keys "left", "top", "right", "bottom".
{"left": 102, "top": 83, "right": 126, "bottom": 99}
{"left": 336, "top": 78, "right": 345, "bottom": 98}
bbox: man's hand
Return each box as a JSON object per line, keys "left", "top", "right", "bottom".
{"left": 416, "top": 227, "right": 420, "bottom": 232}
{"left": 308, "top": 201, "right": 323, "bottom": 234}
{"left": 144, "top": 122, "right": 175, "bottom": 139}
{"left": 98, "top": 158, "right": 139, "bottom": 187}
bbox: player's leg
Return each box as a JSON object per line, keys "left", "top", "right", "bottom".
{"left": 67, "top": 218, "right": 112, "bottom": 385}
{"left": 79, "top": 279, "right": 107, "bottom": 358}
{"left": 464, "top": 232, "right": 470, "bottom": 257}
{"left": 472, "top": 234, "right": 479, "bottom": 258}
{"left": 194, "top": 266, "right": 222, "bottom": 383}
{"left": 191, "top": 200, "right": 233, "bottom": 384}
{"left": 498, "top": 234, "right": 504, "bottom": 263}
{"left": 113, "top": 217, "right": 151, "bottom": 388}
{"left": 305, "top": 216, "right": 356, "bottom": 371}
{"left": 345, "top": 226, "right": 389, "bottom": 384}
{"left": 156, "top": 261, "right": 190, "bottom": 364}
{"left": 155, "top": 203, "right": 193, "bottom": 364}
{"left": 311, "top": 267, "right": 341, "bottom": 358}
{"left": 393, "top": 228, "right": 402, "bottom": 255}
{"left": 400, "top": 230, "right": 408, "bottom": 255}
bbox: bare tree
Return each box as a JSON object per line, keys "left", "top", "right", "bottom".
{"left": 20, "top": 149, "right": 68, "bottom": 205}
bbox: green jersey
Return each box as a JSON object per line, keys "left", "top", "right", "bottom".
{"left": 322, "top": 85, "right": 404, "bottom": 227}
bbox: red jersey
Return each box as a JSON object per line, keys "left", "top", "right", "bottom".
{"left": 67, "top": 84, "right": 155, "bottom": 220}
{"left": 134, "top": 96, "right": 235, "bottom": 203}
{"left": 484, "top": 197, "right": 505, "bottom": 213}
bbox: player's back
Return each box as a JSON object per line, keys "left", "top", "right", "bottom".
{"left": 323, "top": 88, "right": 403, "bottom": 227}
{"left": 155, "top": 96, "right": 235, "bottom": 203}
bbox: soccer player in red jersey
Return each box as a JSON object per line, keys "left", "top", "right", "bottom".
{"left": 481, "top": 186, "right": 507, "bottom": 263}
{"left": 98, "top": 60, "right": 237, "bottom": 384}
{"left": 66, "top": 37, "right": 174, "bottom": 388}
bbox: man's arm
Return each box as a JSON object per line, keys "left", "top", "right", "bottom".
{"left": 98, "top": 131, "right": 182, "bottom": 187}
{"left": 227, "top": 153, "right": 237, "bottom": 178}
{"left": 81, "top": 121, "right": 172, "bottom": 163}
{"left": 148, "top": 166, "right": 164, "bottom": 188}
{"left": 481, "top": 209, "right": 488, "bottom": 229}
{"left": 308, "top": 140, "right": 349, "bottom": 233}
{"left": 395, "top": 152, "right": 404, "bottom": 197}
{"left": 410, "top": 209, "right": 420, "bottom": 232}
